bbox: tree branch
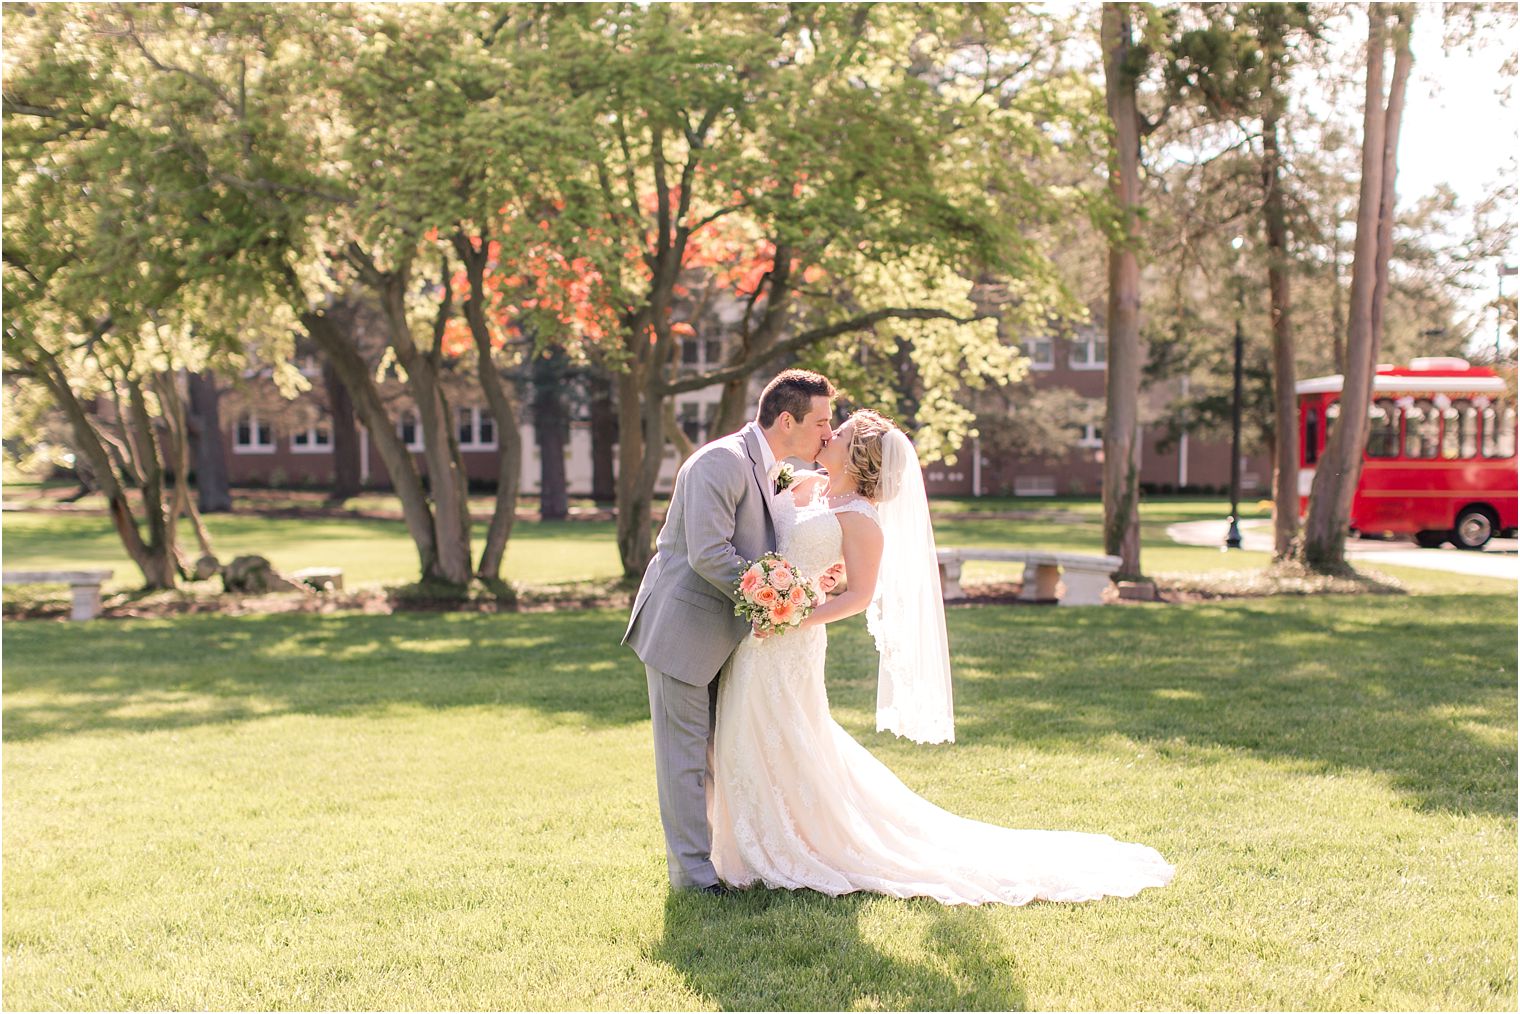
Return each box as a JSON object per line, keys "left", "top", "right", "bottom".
{"left": 660, "top": 307, "right": 995, "bottom": 395}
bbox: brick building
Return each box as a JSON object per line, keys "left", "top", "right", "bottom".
{"left": 220, "top": 332, "right": 1263, "bottom": 498}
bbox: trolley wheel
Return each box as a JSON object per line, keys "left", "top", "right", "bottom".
{"left": 1452, "top": 506, "right": 1497, "bottom": 551}
{"left": 1413, "top": 530, "right": 1448, "bottom": 549}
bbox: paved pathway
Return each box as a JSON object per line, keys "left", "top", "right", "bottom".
{"left": 1166, "top": 519, "right": 1519, "bottom": 582}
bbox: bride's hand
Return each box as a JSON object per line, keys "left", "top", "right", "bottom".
{"left": 817, "top": 562, "right": 846, "bottom": 594}
{"left": 752, "top": 620, "right": 773, "bottom": 640}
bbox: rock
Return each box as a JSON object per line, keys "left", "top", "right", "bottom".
{"left": 221, "top": 555, "right": 302, "bottom": 594}
{"left": 1116, "top": 580, "right": 1159, "bottom": 602}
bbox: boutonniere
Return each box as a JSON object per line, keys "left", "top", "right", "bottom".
{"left": 774, "top": 463, "right": 796, "bottom": 493}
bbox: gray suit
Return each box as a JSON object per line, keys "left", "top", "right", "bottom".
{"left": 623, "top": 423, "right": 777, "bottom": 889}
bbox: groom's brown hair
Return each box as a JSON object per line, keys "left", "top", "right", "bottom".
{"left": 757, "top": 369, "right": 835, "bottom": 428}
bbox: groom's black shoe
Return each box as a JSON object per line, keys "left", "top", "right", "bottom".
{"left": 699, "top": 883, "right": 734, "bottom": 897}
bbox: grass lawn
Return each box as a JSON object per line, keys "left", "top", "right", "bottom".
{"left": 0, "top": 512, "right": 622, "bottom": 590}
{"left": 1, "top": 495, "right": 1268, "bottom": 593}
{"left": 3, "top": 584, "right": 1515, "bottom": 1009}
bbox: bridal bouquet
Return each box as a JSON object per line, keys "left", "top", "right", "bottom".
{"left": 734, "top": 553, "right": 821, "bottom": 636}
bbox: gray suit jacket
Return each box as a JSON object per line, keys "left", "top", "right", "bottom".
{"left": 623, "top": 424, "right": 778, "bottom": 686}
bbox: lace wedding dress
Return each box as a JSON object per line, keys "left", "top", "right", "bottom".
{"left": 709, "top": 489, "right": 1175, "bottom": 905}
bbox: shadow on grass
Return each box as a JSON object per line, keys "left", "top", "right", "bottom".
{"left": 0, "top": 611, "right": 652, "bottom": 743}
{"left": 652, "top": 888, "right": 1025, "bottom": 1011}
{"left": 3, "top": 592, "right": 1514, "bottom": 816}
{"left": 823, "top": 593, "right": 1517, "bottom": 818}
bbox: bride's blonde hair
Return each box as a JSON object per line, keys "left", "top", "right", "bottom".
{"left": 844, "top": 410, "right": 896, "bottom": 501}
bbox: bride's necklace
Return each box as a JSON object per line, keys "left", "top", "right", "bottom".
{"left": 824, "top": 486, "right": 864, "bottom": 507}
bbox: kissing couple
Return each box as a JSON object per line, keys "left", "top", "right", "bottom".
{"left": 623, "top": 369, "right": 1175, "bottom": 904}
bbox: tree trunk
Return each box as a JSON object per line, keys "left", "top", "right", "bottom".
{"left": 1370, "top": 9, "right": 1414, "bottom": 372}
{"left": 589, "top": 366, "right": 617, "bottom": 504}
{"left": 532, "top": 345, "right": 571, "bottom": 522}
{"left": 662, "top": 395, "right": 695, "bottom": 465}
{"left": 1261, "top": 37, "right": 1299, "bottom": 560}
{"left": 122, "top": 371, "right": 180, "bottom": 587}
{"left": 615, "top": 365, "right": 657, "bottom": 578}
{"left": 302, "top": 307, "right": 445, "bottom": 581}
{"left": 31, "top": 347, "right": 171, "bottom": 589}
{"left": 450, "top": 233, "right": 525, "bottom": 582}
{"left": 713, "top": 375, "right": 752, "bottom": 438}
{"left": 1331, "top": 218, "right": 1346, "bottom": 376}
{"left": 186, "top": 369, "right": 232, "bottom": 513}
{"left": 374, "top": 270, "right": 474, "bottom": 585}
{"left": 323, "top": 356, "right": 362, "bottom": 502}
{"left": 1100, "top": 2, "right": 1145, "bottom": 581}
{"left": 1301, "top": 6, "right": 1392, "bottom": 572}
{"left": 158, "top": 370, "right": 217, "bottom": 567}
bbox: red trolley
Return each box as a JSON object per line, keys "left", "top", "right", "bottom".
{"left": 1297, "top": 357, "right": 1516, "bottom": 549}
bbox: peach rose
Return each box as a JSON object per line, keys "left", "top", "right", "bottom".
{"left": 788, "top": 584, "right": 808, "bottom": 605}
{"left": 770, "top": 566, "right": 794, "bottom": 591}
{"left": 739, "top": 568, "right": 762, "bottom": 596}
{"left": 770, "top": 599, "right": 796, "bottom": 625}
{"left": 754, "top": 585, "right": 780, "bottom": 608}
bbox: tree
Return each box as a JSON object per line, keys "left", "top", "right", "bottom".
{"left": 1164, "top": 2, "right": 1326, "bottom": 558}
{"left": 542, "top": 3, "right": 1085, "bottom": 576}
{"left": 531, "top": 345, "right": 572, "bottom": 521}
{"left": 270, "top": 4, "right": 585, "bottom": 586}
{"left": 1300, "top": 4, "right": 1415, "bottom": 572}
{"left": 2, "top": 3, "right": 313, "bottom": 588}
{"left": 186, "top": 370, "right": 232, "bottom": 513}
{"left": 1099, "top": 2, "right": 1151, "bottom": 581}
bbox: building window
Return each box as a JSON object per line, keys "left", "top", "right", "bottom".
{"left": 233, "top": 413, "right": 274, "bottom": 454}
{"left": 398, "top": 410, "right": 423, "bottom": 451}
{"left": 457, "top": 407, "right": 497, "bottom": 449}
{"left": 1366, "top": 398, "right": 1399, "bottom": 459}
{"left": 1304, "top": 408, "right": 1319, "bottom": 465}
{"left": 678, "top": 401, "right": 717, "bottom": 444}
{"left": 1069, "top": 334, "right": 1107, "bottom": 370}
{"left": 680, "top": 337, "right": 723, "bottom": 369}
{"left": 291, "top": 422, "right": 333, "bottom": 453}
{"left": 1021, "top": 337, "right": 1054, "bottom": 371}
{"left": 1076, "top": 423, "right": 1103, "bottom": 449}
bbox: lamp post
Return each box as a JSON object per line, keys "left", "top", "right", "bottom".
{"left": 1225, "top": 237, "right": 1245, "bottom": 550}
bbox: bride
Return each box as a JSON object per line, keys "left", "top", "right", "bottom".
{"left": 709, "top": 410, "right": 1175, "bottom": 905}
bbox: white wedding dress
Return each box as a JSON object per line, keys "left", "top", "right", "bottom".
{"left": 710, "top": 488, "right": 1175, "bottom": 905}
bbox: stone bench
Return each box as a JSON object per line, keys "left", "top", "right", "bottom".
{"left": 936, "top": 549, "right": 1121, "bottom": 606}
{"left": 2, "top": 569, "right": 114, "bottom": 620}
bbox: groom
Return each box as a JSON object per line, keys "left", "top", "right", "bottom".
{"left": 623, "top": 368, "right": 836, "bottom": 893}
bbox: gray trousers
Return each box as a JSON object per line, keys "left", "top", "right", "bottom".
{"left": 646, "top": 664, "right": 720, "bottom": 890}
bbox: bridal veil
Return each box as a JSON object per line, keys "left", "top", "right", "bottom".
{"left": 867, "top": 428, "right": 955, "bottom": 744}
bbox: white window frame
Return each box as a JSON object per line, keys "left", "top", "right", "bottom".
{"left": 1069, "top": 334, "right": 1107, "bottom": 371}
{"left": 457, "top": 406, "right": 498, "bottom": 450}
{"left": 397, "top": 410, "right": 424, "bottom": 452}
{"left": 1077, "top": 423, "right": 1103, "bottom": 449}
{"left": 679, "top": 336, "right": 723, "bottom": 371}
{"left": 291, "top": 423, "right": 333, "bottom": 454}
{"left": 233, "top": 413, "right": 275, "bottom": 454}
{"left": 1021, "top": 337, "right": 1055, "bottom": 371}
